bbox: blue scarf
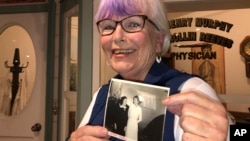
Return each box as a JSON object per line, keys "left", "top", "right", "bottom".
{"left": 88, "top": 62, "right": 194, "bottom": 141}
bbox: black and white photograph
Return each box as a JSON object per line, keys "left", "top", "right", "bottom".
{"left": 104, "top": 78, "right": 170, "bottom": 141}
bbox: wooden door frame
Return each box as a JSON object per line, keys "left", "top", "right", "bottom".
{"left": 58, "top": 0, "right": 94, "bottom": 140}
{"left": 0, "top": 1, "right": 56, "bottom": 141}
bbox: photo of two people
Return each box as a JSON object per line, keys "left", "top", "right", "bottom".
{"left": 104, "top": 78, "right": 170, "bottom": 141}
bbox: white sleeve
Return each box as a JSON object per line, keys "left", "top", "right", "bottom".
{"left": 78, "top": 88, "right": 100, "bottom": 128}
{"left": 173, "top": 77, "right": 232, "bottom": 141}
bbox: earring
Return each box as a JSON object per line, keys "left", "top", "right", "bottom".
{"left": 156, "top": 55, "right": 162, "bottom": 63}
{"left": 106, "top": 61, "right": 110, "bottom": 66}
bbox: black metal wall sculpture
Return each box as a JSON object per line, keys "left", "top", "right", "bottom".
{"left": 4, "top": 48, "right": 29, "bottom": 115}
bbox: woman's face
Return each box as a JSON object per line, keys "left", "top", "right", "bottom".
{"left": 122, "top": 98, "right": 127, "bottom": 105}
{"left": 100, "top": 15, "right": 162, "bottom": 80}
{"left": 133, "top": 97, "right": 139, "bottom": 105}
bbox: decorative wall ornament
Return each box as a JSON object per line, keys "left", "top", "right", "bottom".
{"left": 4, "top": 48, "right": 29, "bottom": 115}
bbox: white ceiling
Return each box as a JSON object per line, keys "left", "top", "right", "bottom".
{"left": 163, "top": 0, "right": 250, "bottom": 12}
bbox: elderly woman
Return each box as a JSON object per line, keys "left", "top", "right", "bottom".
{"left": 70, "top": 0, "right": 230, "bottom": 141}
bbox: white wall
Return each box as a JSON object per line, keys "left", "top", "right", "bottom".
{"left": 168, "top": 9, "right": 250, "bottom": 112}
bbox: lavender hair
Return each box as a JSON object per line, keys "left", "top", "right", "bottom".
{"left": 95, "top": 0, "right": 171, "bottom": 54}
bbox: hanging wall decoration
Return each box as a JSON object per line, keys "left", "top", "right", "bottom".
{"left": 4, "top": 48, "right": 29, "bottom": 116}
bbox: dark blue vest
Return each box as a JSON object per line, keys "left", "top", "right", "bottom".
{"left": 88, "top": 62, "right": 194, "bottom": 141}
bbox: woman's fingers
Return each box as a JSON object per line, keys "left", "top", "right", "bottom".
{"left": 162, "top": 90, "right": 229, "bottom": 141}
{"left": 70, "top": 125, "right": 110, "bottom": 141}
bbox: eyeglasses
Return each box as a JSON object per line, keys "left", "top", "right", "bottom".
{"left": 96, "top": 15, "right": 159, "bottom": 36}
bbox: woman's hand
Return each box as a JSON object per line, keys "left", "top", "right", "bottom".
{"left": 162, "top": 90, "right": 229, "bottom": 141}
{"left": 70, "top": 125, "right": 110, "bottom": 141}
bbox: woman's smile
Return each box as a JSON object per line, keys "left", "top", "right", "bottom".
{"left": 112, "top": 49, "right": 136, "bottom": 59}
{"left": 112, "top": 49, "right": 136, "bottom": 54}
